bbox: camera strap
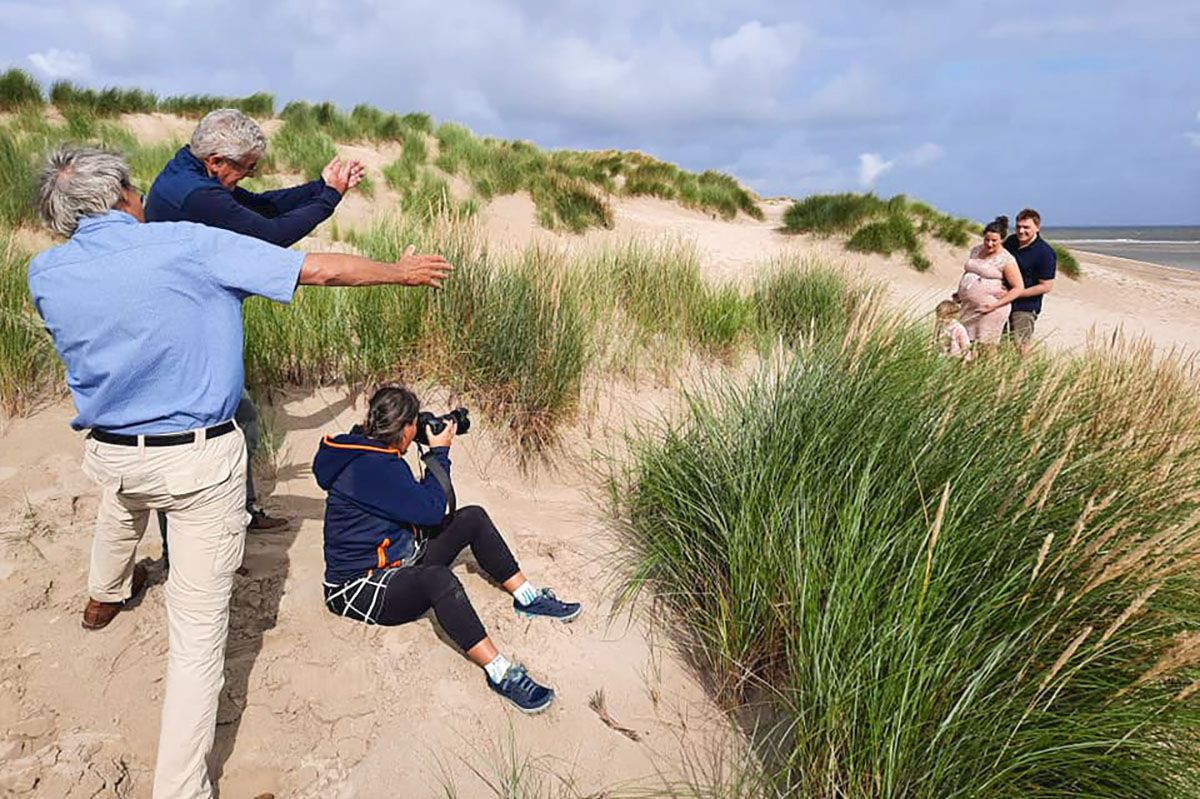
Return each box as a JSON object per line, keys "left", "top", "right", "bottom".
{"left": 419, "top": 450, "right": 456, "bottom": 519}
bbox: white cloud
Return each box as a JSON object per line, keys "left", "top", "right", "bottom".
{"left": 1187, "top": 132, "right": 1200, "bottom": 148}
{"left": 27, "top": 49, "right": 92, "bottom": 80}
{"left": 858, "top": 152, "right": 894, "bottom": 187}
{"left": 710, "top": 21, "right": 806, "bottom": 74}
{"left": 902, "top": 142, "right": 944, "bottom": 167}
{"left": 469, "top": 18, "right": 805, "bottom": 129}
{"left": 856, "top": 143, "right": 941, "bottom": 188}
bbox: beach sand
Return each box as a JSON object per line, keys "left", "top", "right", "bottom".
{"left": 3, "top": 116, "right": 1199, "bottom": 797}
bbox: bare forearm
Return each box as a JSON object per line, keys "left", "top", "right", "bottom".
{"left": 300, "top": 253, "right": 402, "bottom": 286}
{"left": 994, "top": 287, "right": 1022, "bottom": 307}
{"left": 1018, "top": 282, "right": 1053, "bottom": 299}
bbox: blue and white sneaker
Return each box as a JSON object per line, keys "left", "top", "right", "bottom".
{"left": 514, "top": 588, "right": 582, "bottom": 623}
{"left": 487, "top": 664, "right": 555, "bottom": 714}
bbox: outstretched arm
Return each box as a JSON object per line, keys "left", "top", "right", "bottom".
{"left": 182, "top": 185, "right": 338, "bottom": 247}
{"left": 235, "top": 158, "right": 365, "bottom": 215}
{"left": 299, "top": 245, "right": 453, "bottom": 288}
{"left": 233, "top": 179, "right": 331, "bottom": 216}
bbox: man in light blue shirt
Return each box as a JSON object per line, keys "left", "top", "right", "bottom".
{"left": 29, "top": 146, "right": 451, "bottom": 799}
{"left": 30, "top": 206, "right": 303, "bottom": 435}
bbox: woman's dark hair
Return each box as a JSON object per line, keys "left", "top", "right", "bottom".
{"left": 364, "top": 385, "right": 420, "bottom": 445}
{"left": 983, "top": 215, "right": 1009, "bottom": 238}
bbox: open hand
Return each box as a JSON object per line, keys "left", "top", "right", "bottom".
{"left": 398, "top": 244, "right": 453, "bottom": 289}
{"left": 321, "top": 158, "right": 367, "bottom": 195}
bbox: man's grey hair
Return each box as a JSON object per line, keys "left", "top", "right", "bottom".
{"left": 189, "top": 108, "right": 268, "bottom": 161}
{"left": 37, "top": 147, "right": 131, "bottom": 238}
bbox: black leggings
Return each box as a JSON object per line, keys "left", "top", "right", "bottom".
{"left": 369, "top": 506, "right": 519, "bottom": 650}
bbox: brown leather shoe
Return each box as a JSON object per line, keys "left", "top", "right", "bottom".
{"left": 82, "top": 563, "right": 148, "bottom": 631}
{"left": 247, "top": 508, "right": 288, "bottom": 532}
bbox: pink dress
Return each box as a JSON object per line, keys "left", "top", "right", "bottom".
{"left": 957, "top": 245, "right": 1016, "bottom": 344}
{"left": 941, "top": 320, "right": 971, "bottom": 358}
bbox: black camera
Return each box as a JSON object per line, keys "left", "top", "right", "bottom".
{"left": 415, "top": 406, "right": 470, "bottom": 445}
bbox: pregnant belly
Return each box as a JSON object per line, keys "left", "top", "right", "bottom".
{"left": 958, "top": 274, "right": 1005, "bottom": 307}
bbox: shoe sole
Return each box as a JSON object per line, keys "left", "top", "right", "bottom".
{"left": 515, "top": 606, "right": 582, "bottom": 624}
{"left": 81, "top": 616, "right": 116, "bottom": 631}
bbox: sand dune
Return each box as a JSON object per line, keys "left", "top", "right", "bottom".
{"left": 3, "top": 116, "right": 1199, "bottom": 797}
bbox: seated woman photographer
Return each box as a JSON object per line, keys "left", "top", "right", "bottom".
{"left": 312, "top": 385, "right": 581, "bottom": 714}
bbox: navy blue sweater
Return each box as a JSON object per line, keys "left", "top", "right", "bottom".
{"left": 313, "top": 427, "right": 451, "bottom": 585}
{"left": 144, "top": 146, "right": 342, "bottom": 247}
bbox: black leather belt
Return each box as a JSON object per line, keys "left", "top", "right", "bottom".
{"left": 89, "top": 420, "right": 236, "bottom": 447}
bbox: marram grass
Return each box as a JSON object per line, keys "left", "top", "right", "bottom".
{"left": 615, "top": 320, "right": 1200, "bottom": 798}
{"left": 0, "top": 235, "right": 62, "bottom": 412}
{"left": 785, "top": 193, "right": 987, "bottom": 275}
{"left": 239, "top": 214, "right": 861, "bottom": 451}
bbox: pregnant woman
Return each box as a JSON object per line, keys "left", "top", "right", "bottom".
{"left": 956, "top": 216, "right": 1024, "bottom": 347}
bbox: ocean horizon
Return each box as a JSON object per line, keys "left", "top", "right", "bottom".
{"left": 1042, "top": 226, "right": 1200, "bottom": 272}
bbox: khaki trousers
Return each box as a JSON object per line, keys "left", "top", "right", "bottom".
{"left": 82, "top": 426, "right": 249, "bottom": 799}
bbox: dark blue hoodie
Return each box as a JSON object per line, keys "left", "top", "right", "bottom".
{"left": 312, "top": 426, "right": 451, "bottom": 585}
{"left": 144, "top": 146, "right": 343, "bottom": 247}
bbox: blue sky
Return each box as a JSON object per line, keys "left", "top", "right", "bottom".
{"left": 2, "top": 0, "right": 1197, "bottom": 225}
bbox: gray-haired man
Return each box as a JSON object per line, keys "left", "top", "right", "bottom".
{"left": 146, "top": 108, "right": 366, "bottom": 533}
{"left": 30, "top": 146, "right": 450, "bottom": 798}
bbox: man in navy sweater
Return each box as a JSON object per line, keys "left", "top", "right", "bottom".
{"left": 1003, "top": 207, "right": 1057, "bottom": 353}
{"left": 145, "top": 108, "right": 364, "bottom": 246}
{"left": 145, "top": 108, "right": 366, "bottom": 533}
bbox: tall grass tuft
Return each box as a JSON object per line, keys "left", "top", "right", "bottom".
{"left": 1050, "top": 242, "right": 1082, "bottom": 279}
{"left": 845, "top": 212, "right": 918, "bottom": 256}
{"left": 238, "top": 212, "right": 856, "bottom": 450}
{"left": 433, "top": 123, "right": 761, "bottom": 230}
{"left": 158, "top": 92, "right": 274, "bottom": 118}
{"left": 0, "top": 68, "right": 44, "bottom": 110}
{"left": 272, "top": 119, "right": 336, "bottom": 180}
{"left": 280, "top": 100, "right": 431, "bottom": 143}
{"left": 0, "top": 236, "right": 61, "bottom": 412}
{"left": 845, "top": 211, "right": 930, "bottom": 269}
{"left": 782, "top": 193, "right": 886, "bottom": 235}
{"left": 622, "top": 157, "right": 764, "bottom": 221}
{"left": 49, "top": 81, "right": 158, "bottom": 115}
{"left": 617, "top": 320, "right": 1200, "bottom": 797}
{"left": 126, "top": 140, "right": 183, "bottom": 189}
{"left": 531, "top": 173, "right": 612, "bottom": 232}
{"left": 785, "top": 193, "right": 975, "bottom": 272}
{"left": 0, "top": 127, "right": 37, "bottom": 228}
{"left": 751, "top": 261, "right": 869, "bottom": 347}
{"left": 399, "top": 171, "right": 461, "bottom": 220}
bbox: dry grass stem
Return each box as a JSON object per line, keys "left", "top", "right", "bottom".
{"left": 1038, "top": 625, "right": 1093, "bottom": 693}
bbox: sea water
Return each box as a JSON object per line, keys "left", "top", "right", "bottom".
{"left": 1042, "top": 226, "right": 1200, "bottom": 272}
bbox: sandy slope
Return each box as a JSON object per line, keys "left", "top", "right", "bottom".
{"left": 0, "top": 385, "right": 732, "bottom": 798}
{"left": 3, "top": 114, "right": 1200, "bottom": 797}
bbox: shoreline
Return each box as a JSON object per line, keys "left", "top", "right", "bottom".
{"left": 1067, "top": 246, "right": 1200, "bottom": 281}
{"left": 1061, "top": 245, "right": 1199, "bottom": 275}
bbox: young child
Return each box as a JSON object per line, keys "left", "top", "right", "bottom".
{"left": 936, "top": 299, "right": 972, "bottom": 359}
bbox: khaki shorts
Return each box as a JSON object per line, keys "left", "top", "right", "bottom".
{"left": 1007, "top": 310, "right": 1038, "bottom": 346}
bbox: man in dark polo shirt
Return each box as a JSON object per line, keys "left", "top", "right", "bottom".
{"left": 1003, "top": 207, "right": 1057, "bottom": 352}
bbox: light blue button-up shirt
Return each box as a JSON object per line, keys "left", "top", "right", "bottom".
{"left": 28, "top": 211, "right": 305, "bottom": 435}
